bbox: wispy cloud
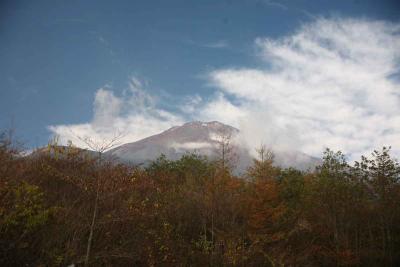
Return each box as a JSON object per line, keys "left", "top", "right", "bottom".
{"left": 184, "top": 39, "right": 229, "bottom": 49}
{"left": 95, "top": 34, "right": 116, "bottom": 57}
{"left": 202, "top": 40, "right": 229, "bottom": 49}
{"left": 180, "top": 94, "right": 202, "bottom": 114}
{"left": 263, "top": 0, "right": 288, "bottom": 10}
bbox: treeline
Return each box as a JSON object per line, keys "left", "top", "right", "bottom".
{"left": 1, "top": 132, "right": 400, "bottom": 266}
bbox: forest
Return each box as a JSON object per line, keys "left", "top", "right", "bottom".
{"left": 1, "top": 130, "right": 400, "bottom": 267}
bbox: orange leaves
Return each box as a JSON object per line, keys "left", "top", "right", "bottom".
{"left": 248, "top": 180, "right": 285, "bottom": 229}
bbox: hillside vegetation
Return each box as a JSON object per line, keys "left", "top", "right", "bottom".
{"left": 1, "top": 131, "right": 400, "bottom": 266}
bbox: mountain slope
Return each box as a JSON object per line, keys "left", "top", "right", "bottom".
{"left": 107, "top": 121, "right": 237, "bottom": 163}
{"left": 106, "top": 121, "right": 321, "bottom": 172}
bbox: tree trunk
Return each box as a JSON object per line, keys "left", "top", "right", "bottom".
{"left": 84, "top": 180, "right": 100, "bottom": 267}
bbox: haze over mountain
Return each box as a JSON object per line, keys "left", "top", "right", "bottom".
{"left": 106, "top": 121, "right": 320, "bottom": 172}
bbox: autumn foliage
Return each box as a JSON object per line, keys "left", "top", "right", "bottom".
{"left": 1, "top": 132, "right": 400, "bottom": 266}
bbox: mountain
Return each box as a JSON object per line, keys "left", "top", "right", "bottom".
{"left": 106, "top": 121, "right": 321, "bottom": 172}
{"left": 106, "top": 121, "right": 239, "bottom": 164}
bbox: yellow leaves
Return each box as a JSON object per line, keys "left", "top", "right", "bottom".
{"left": 2, "top": 181, "right": 52, "bottom": 235}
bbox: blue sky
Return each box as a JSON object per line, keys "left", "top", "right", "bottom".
{"left": 1, "top": 0, "right": 400, "bottom": 158}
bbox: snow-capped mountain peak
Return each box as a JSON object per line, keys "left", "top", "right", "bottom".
{"left": 105, "top": 121, "right": 319, "bottom": 172}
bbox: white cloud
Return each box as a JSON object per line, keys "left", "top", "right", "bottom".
{"left": 169, "top": 141, "right": 213, "bottom": 151}
{"left": 199, "top": 93, "right": 247, "bottom": 128}
{"left": 92, "top": 88, "right": 122, "bottom": 129}
{"left": 180, "top": 94, "right": 202, "bottom": 114}
{"left": 202, "top": 17, "right": 400, "bottom": 160}
{"left": 49, "top": 77, "right": 184, "bottom": 150}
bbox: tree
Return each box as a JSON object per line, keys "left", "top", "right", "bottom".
{"left": 214, "top": 128, "right": 238, "bottom": 174}
{"left": 247, "top": 144, "right": 279, "bottom": 182}
{"left": 353, "top": 147, "right": 400, "bottom": 266}
{"left": 73, "top": 132, "right": 124, "bottom": 267}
